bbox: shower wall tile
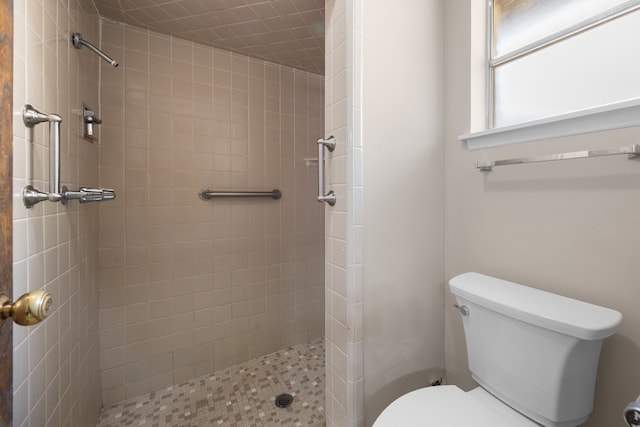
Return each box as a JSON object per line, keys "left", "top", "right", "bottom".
{"left": 13, "top": 1, "right": 103, "bottom": 426}
{"left": 325, "top": 0, "right": 364, "bottom": 425}
{"left": 98, "top": 19, "right": 325, "bottom": 404}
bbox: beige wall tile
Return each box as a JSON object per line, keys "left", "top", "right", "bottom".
{"left": 13, "top": 2, "right": 104, "bottom": 426}
{"left": 96, "top": 19, "right": 324, "bottom": 406}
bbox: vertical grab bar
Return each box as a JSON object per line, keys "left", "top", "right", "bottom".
{"left": 22, "top": 104, "right": 63, "bottom": 207}
{"left": 317, "top": 136, "right": 336, "bottom": 206}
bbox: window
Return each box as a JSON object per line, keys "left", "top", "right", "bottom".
{"left": 489, "top": 0, "right": 640, "bottom": 129}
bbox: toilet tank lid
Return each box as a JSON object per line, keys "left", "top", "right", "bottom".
{"left": 449, "top": 272, "right": 622, "bottom": 340}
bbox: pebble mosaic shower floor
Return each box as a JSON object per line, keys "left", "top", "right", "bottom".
{"left": 96, "top": 340, "right": 325, "bottom": 427}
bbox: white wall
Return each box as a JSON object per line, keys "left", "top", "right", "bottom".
{"left": 362, "top": 1, "right": 445, "bottom": 425}
{"left": 444, "top": 1, "right": 640, "bottom": 425}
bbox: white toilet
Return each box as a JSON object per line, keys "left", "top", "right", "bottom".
{"left": 374, "top": 272, "right": 622, "bottom": 427}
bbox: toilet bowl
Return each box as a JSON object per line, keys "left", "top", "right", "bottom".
{"left": 373, "top": 385, "right": 540, "bottom": 427}
{"left": 372, "top": 273, "right": 622, "bottom": 427}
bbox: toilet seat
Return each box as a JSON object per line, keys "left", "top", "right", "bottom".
{"left": 372, "top": 385, "right": 540, "bottom": 427}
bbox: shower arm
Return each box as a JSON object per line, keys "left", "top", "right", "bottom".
{"left": 71, "top": 33, "right": 119, "bottom": 67}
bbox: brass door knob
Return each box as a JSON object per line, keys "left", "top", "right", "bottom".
{"left": 0, "top": 290, "right": 53, "bottom": 326}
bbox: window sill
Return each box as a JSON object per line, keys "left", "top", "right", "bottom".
{"left": 459, "top": 99, "right": 640, "bottom": 150}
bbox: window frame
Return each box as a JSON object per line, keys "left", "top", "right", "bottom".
{"left": 460, "top": 0, "right": 640, "bottom": 149}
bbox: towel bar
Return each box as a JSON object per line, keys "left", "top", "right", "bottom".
{"left": 476, "top": 144, "right": 640, "bottom": 171}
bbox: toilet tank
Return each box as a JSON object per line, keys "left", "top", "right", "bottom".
{"left": 449, "top": 273, "right": 622, "bottom": 427}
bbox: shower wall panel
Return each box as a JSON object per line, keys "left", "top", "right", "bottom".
{"left": 13, "top": 1, "right": 103, "bottom": 426}
{"left": 97, "top": 19, "right": 325, "bottom": 404}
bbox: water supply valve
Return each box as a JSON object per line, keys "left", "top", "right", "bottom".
{"left": 624, "top": 395, "right": 640, "bottom": 426}
{"left": 61, "top": 186, "right": 116, "bottom": 204}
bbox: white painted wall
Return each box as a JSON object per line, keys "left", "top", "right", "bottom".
{"left": 362, "top": 1, "right": 445, "bottom": 425}
{"left": 444, "top": 1, "right": 640, "bottom": 425}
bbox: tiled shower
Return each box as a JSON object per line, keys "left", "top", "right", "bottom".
{"left": 96, "top": 19, "right": 325, "bottom": 404}
{"left": 13, "top": 2, "right": 325, "bottom": 425}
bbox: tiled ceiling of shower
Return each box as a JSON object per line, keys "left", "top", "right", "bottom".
{"left": 93, "top": 0, "right": 325, "bottom": 75}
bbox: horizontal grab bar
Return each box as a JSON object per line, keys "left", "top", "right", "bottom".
{"left": 476, "top": 144, "right": 640, "bottom": 171}
{"left": 199, "top": 189, "right": 282, "bottom": 200}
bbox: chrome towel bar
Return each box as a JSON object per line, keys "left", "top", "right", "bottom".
{"left": 199, "top": 189, "right": 282, "bottom": 200}
{"left": 476, "top": 144, "right": 640, "bottom": 171}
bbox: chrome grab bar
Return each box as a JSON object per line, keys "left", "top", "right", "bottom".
{"left": 61, "top": 187, "right": 116, "bottom": 204}
{"left": 317, "top": 136, "right": 336, "bottom": 206}
{"left": 199, "top": 189, "right": 282, "bottom": 200}
{"left": 22, "top": 104, "right": 63, "bottom": 208}
{"left": 476, "top": 144, "right": 640, "bottom": 171}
